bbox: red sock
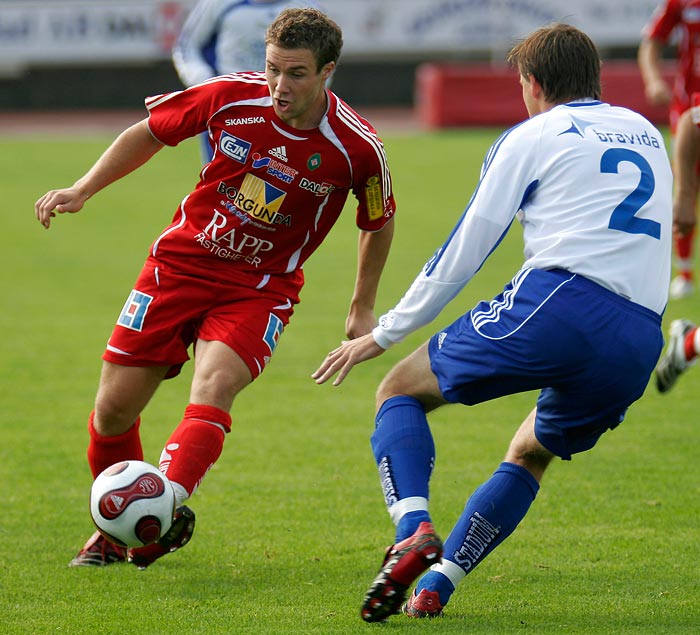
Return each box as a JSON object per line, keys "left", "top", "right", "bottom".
{"left": 86, "top": 411, "right": 143, "bottom": 478}
{"left": 159, "top": 404, "right": 232, "bottom": 497}
{"left": 685, "top": 327, "right": 699, "bottom": 362}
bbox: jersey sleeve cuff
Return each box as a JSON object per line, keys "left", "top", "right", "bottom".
{"left": 372, "top": 325, "right": 394, "bottom": 350}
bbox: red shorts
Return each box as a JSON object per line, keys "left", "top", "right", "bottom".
{"left": 103, "top": 259, "right": 300, "bottom": 379}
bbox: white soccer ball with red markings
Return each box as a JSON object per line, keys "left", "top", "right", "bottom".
{"left": 90, "top": 460, "right": 176, "bottom": 548}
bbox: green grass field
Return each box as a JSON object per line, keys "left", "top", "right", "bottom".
{"left": 2, "top": 127, "right": 699, "bottom": 634}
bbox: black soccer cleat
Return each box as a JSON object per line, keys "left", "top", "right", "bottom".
{"left": 127, "top": 505, "right": 195, "bottom": 569}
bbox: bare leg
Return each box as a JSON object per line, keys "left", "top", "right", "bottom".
{"left": 93, "top": 361, "right": 169, "bottom": 435}
{"left": 189, "top": 338, "right": 253, "bottom": 410}
{"left": 376, "top": 342, "right": 447, "bottom": 412}
{"left": 504, "top": 407, "right": 555, "bottom": 482}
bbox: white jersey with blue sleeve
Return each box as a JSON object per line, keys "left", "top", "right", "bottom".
{"left": 373, "top": 100, "right": 672, "bottom": 349}
{"left": 173, "top": 0, "right": 324, "bottom": 87}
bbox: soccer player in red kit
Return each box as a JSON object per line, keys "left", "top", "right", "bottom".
{"left": 35, "top": 8, "right": 396, "bottom": 567}
{"left": 655, "top": 99, "right": 700, "bottom": 392}
{"left": 639, "top": 0, "right": 700, "bottom": 298}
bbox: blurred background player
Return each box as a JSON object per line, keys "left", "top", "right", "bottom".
{"left": 315, "top": 23, "right": 672, "bottom": 621}
{"left": 656, "top": 102, "right": 700, "bottom": 392}
{"left": 35, "top": 8, "right": 396, "bottom": 569}
{"left": 173, "top": 0, "right": 325, "bottom": 163}
{"left": 656, "top": 318, "right": 700, "bottom": 390}
{"left": 638, "top": 0, "right": 700, "bottom": 299}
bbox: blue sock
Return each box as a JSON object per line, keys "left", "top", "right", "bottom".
{"left": 415, "top": 571, "right": 455, "bottom": 606}
{"left": 395, "top": 510, "right": 432, "bottom": 542}
{"left": 417, "top": 462, "right": 539, "bottom": 607}
{"left": 444, "top": 462, "right": 539, "bottom": 572}
{"left": 371, "top": 396, "right": 435, "bottom": 540}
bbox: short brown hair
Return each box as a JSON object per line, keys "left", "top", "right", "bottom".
{"left": 265, "top": 8, "right": 343, "bottom": 72}
{"left": 507, "top": 23, "right": 601, "bottom": 102}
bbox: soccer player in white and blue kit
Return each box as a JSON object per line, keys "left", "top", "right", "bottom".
{"left": 313, "top": 24, "right": 673, "bottom": 621}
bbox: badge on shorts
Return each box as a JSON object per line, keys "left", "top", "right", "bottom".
{"left": 262, "top": 313, "right": 284, "bottom": 354}
{"left": 117, "top": 290, "right": 153, "bottom": 332}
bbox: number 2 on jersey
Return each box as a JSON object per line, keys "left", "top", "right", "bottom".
{"left": 600, "top": 148, "right": 661, "bottom": 239}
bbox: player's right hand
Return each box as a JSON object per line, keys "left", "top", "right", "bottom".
{"left": 34, "top": 187, "right": 89, "bottom": 229}
{"left": 312, "top": 332, "right": 386, "bottom": 387}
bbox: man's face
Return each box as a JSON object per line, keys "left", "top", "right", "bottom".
{"left": 265, "top": 44, "right": 334, "bottom": 127}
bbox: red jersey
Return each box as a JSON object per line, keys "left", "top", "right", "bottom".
{"left": 644, "top": 0, "right": 700, "bottom": 119}
{"left": 144, "top": 72, "right": 395, "bottom": 290}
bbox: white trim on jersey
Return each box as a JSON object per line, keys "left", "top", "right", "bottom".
{"left": 271, "top": 120, "right": 308, "bottom": 141}
{"left": 203, "top": 72, "right": 268, "bottom": 86}
{"left": 285, "top": 231, "right": 310, "bottom": 274}
{"left": 319, "top": 119, "right": 352, "bottom": 177}
{"left": 256, "top": 274, "right": 270, "bottom": 289}
{"left": 145, "top": 90, "right": 186, "bottom": 111}
{"left": 284, "top": 193, "right": 331, "bottom": 273}
{"left": 152, "top": 196, "right": 190, "bottom": 258}
{"left": 210, "top": 96, "right": 272, "bottom": 119}
{"left": 335, "top": 100, "right": 392, "bottom": 200}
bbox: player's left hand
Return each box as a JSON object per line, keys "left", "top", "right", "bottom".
{"left": 313, "top": 332, "right": 385, "bottom": 386}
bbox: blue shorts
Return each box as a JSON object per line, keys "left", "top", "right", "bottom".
{"left": 428, "top": 268, "right": 663, "bottom": 460}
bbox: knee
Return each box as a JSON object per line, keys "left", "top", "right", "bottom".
{"left": 93, "top": 393, "right": 138, "bottom": 436}
{"left": 375, "top": 373, "right": 403, "bottom": 412}
{"left": 516, "top": 449, "right": 552, "bottom": 472}
{"left": 190, "top": 366, "right": 251, "bottom": 412}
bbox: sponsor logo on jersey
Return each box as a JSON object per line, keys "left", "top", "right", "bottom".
{"left": 562, "top": 116, "right": 663, "bottom": 149}
{"left": 307, "top": 153, "right": 321, "bottom": 170}
{"left": 225, "top": 116, "right": 266, "bottom": 126}
{"left": 252, "top": 155, "right": 270, "bottom": 169}
{"left": 592, "top": 128, "right": 662, "bottom": 149}
{"left": 299, "top": 177, "right": 335, "bottom": 197}
{"left": 196, "top": 210, "right": 276, "bottom": 267}
{"left": 219, "top": 131, "right": 252, "bottom": 163}
{"left": 216, "top": 175, "right": 290, "bottom": 226}
{"left": 559, "top": 115, "right": 597, "bottom": 138}
{"left": 268, "top": 145, "right": 288, "bottom": 162}
{"left": 252, "top": 152, "right": 298, "bottom": 184}
{"left": 364, "top": 175, "right": 384, "bottom": 221}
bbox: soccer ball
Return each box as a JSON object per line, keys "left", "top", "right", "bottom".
{"left": 90, "top": 460, "right": 176, "bottom": 548}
